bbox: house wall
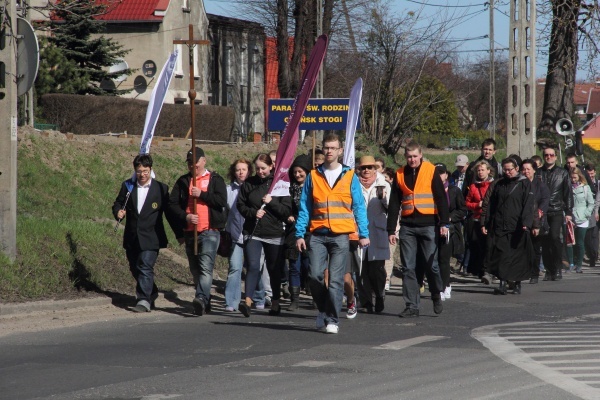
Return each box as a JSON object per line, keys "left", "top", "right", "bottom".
{"left": 102, "top": 0, "right": 211, "bottom": 105}
{"left": 208, "top": 16, "right": 265, "bottom": 141}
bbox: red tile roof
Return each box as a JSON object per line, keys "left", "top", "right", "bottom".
{"left": 95, "top": 0, "right": 168, "bottom": 22}
{"left": 574, "top": 83, "right": 595, "bottom": 106}
{"left": 587, "top": 88, "right": 600, "bottom": 114}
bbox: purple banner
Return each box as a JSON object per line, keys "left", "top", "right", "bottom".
{"left": 269, "top": 35, "right": 329, "bottom": 196}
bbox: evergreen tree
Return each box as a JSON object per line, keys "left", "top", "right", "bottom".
{"left": 38, "top": 0, "right": 132, "bottom": 97}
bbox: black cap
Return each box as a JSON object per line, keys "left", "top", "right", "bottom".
{"left": 435, "top": 163, "right": 447, "bottom": 174}
{"left": 186, "top": 147, "right": 205, "bottom": 163}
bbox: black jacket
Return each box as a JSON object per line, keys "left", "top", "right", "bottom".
{"left": 168, "top": 171, "right": 227, "bottom": 239}
{"left": 484, "top": 174, "right": 534, "bottom": 232}
{"left": 112, "top": 179, "right": 174, "bottom": 250}
{"left": 530, "top": 176, "right": 550, "bottom": 230}
{"left": 539, "top": 164, "right": 573, "bottom": 216}
{"left": 237, "top": 174, "right": 291, "bottom": 238}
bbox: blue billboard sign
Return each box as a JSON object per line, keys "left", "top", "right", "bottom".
{"left": 268, "top": 98, "right": 358, "bottom": 131}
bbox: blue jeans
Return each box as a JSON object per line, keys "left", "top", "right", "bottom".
{"left": 243, "top": 239, "right": 284, "bottom": 301}
{"left": 288, "top": 252, "right": 309, "bottom": 287}
{"left": 125, "top": 247, "right": 159, "bottom": 309}
{"left": 185, "top": 230, "right": 220, "bottom": 306}
{"left": 225, "top": 243, "right": 244, "bottom": 309}
{"left": 399, "top": 225, "right": 443, "bottom": 310}
{"left": 308, "top": 234, "right": 349, "bottom": 326}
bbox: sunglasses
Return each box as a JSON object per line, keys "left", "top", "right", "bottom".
{"left": 358, "top": 165, "right": 375, "bottom": 171}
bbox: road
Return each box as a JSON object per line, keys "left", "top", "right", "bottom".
{"left": 2, "top": 268, "right": 600, "bottom": 400}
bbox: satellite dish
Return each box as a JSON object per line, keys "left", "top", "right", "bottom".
{"left": 16, "top": 17, "right": 39, "bottom": 96}
{"left": 134, "top": 75, "right": 147, "bottom": 94}
{"left": 142, "top": 60, "right": 157, "bottom": 78}
{"left": 109, "top": 59, "right": 129, "bottom": 82}
{"left": 100, "top": 78, "right": 116, "bottom": 92}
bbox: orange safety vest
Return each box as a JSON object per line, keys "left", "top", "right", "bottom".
{"left": 396, "top": 162, "right": 437, "bottom": 217}
{"left": 309, "top": 169, "right": 356, "bottom": 234}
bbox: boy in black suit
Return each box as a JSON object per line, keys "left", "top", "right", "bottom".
{"left": 113, "top": 154, "right": 174, "bottom": 312}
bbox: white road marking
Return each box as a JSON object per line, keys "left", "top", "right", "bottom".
{"left": 243, "top": 372, "right": 282, "bottom": 377}
{"left": 292, "top": 361, "right": 335, "bottom": 367}
{"left": 372, "top": 335, "right": 447, "bottom": 350}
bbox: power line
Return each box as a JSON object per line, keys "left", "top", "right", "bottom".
{"left": 406, "top": 0, "right": 485, "bottom": 8}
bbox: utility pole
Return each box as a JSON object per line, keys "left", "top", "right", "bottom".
{"left": 507, "top": 0, "right": 536, "bottom": 157}
{"left": 489, "top": 0, "right": 495, "bottom": 140}
{"left": 0, "top": 0, "right": 18, "bottom": 260}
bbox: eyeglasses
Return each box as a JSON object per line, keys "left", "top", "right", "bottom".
{"left": 358, "top": 165, "right": 375, "bottom": 171}
{"left": 323, "top": 147, "right": 340, "bottom": 152}
{"left": 135, "top": 169, "right": 151, "bottom": 176}
{"left": 503, "top": 167, "right": 515, "bottom": 173}
{"left": 543, "top": 153, "right": 556, "bottom": 158}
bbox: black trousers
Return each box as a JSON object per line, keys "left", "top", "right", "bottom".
{"left": 585, "top": 223, "right": 599, "bottom": 268}
{"left": 542, "top": 213, "right": 564, "bottom": 277}
{"left": 530, "top": 234, "right": 543, "bottom": 279}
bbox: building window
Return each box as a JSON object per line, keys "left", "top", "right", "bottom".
{"left": 193, "top": 45, "right": 200, "bottom": 79}
{"left": 240, "top": 46, "right": 247, "bottom": 86}
{"left": 175, "top": 44, "right": 183, "bottom": 77}
{"left": 226, "top": 43, "right": 233, "bottom": 85}
{"left": 252, "top": 45, "right": 259, "bottom": 87}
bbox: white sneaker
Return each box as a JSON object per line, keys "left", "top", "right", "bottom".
{"left": 440, "top": 291, "right": 446, "bottom": 301}
{"left": 325, "top": 324, "right": 339, "bottom": 334}
{"left": 316, "top": 312, "right": 326, "bottom": 331}
{"left": 444, "top": 286, "right": 452, "bottom": 299}
{"left": 385, "top": 281, "right": 390, "bottom": 291}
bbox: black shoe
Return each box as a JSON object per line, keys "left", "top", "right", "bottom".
{"left": 557, "top": 269, "right": 563, "bottom": 280}
{"left": 494, "top": 281, "right": 507, "bottom": 295}
{"left": 365, "top": 302, "right": 374, "bottom": 314}
{"left": 529, "top": 277, "right": 538, "bottom": 284}
{"left": 287, "top": 286, "right": 300, "bottom": 311}
{"left": 239, "top": 301, "right": 251, "bottom": 317}
{"left": 268, "top": 302, "right": 281, "bottom": 316}
{"left": 192, "top": 298, "right": 205, "bottom": 316}
{"left": 375, "top": 296, "right": 385, "bottom": 314}
{"left": 281, "top": 283, "right": 291, "bottom": 299}
{"left": 543, "top": 272, "right": 550, "bottom": 281}
{"left": 513, "top": 282, "right": 521, "bottom": 294}
{"left": 432, "top": 295, "right": 443, "bottom": 314}
{"left": 481, "top": 273, "right": 492, "bottom": 285}
{"left": 399, "top": 308, "right": 419, "bottom": 318}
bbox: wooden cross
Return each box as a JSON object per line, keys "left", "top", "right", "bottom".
{"left": 174, "top": 24, "right": 210, "bottom": 255}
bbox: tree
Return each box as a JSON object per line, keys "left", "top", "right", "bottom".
{"left": 537, "top": 1, "right": 600, "bottom": 135}
{"left": 35, "top": 0, "right": 132, "bottom": 97}
{"left": 411, "top": 76, "right": 459, "bottom": 138}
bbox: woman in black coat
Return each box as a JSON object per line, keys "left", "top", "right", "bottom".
{"left": 483, "top": 158, "right": 534, "bottom": 295}
{"left": 236, "top": 153, "right": 292, "bottom": 317}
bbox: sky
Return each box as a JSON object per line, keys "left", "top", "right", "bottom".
{"left": 203, "top": 0, "right": 551, "bottom": 79}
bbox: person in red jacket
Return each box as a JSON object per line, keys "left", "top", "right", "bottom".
{"left": 465, "top": 160, "right": 494, "bottom": 284}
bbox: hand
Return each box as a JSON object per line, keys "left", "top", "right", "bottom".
{"left": 191, "top": 187, "right": 202, "bottom": 198}
{"left": 359, "top": 238, "right": 370, "bottom": 248}
{"left": 177, "top": 237, "right": 185, "bottom": 245}
{"left": 440, "top": 226, "right": 449, "bottom": 236}
{"left": 481, "top": 226, "right": 488, "bottom": 235}
{"left": 538, "top": 209, "right": 543, "bottom": 219}
{"left": 117, "top": 210, "right": 126, "bottom": 219}
{"left": 262, "top": 194, "right": 272, "bottom": 204}
{"left": 389, "top": 234, "right": 397, "bottom": 245}
{"left": 532, "top": 228, "right": 540, "bottom": 237}
{"left": 296, "top": 238, "right": 306, "bottom": 252}
{"left": 478, "top": 201, "right": 483, "bottom": 208}
{"left": 287, "top": 216, "right": 295, "bottom": 223}
{"left": 566, "top": 215, "right": 573, "bottom": 223}
{"left": 596, "top": 213, "right": 599, "bottom": 222}
{"left": 256, "top": 209, "right": 266, "bottom": 219}
{"left": 186, "top": 213, "right": 198, "bottom": 225}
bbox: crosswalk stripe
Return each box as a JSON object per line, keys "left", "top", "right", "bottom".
{"left": 243, "top": 372, "right": 282, "bottom": 377}
{"left": 292, "top": 361, "right": 335, "bottom": 367}
{"left": 372, "top": 335, "right": 446, "bottom": 350}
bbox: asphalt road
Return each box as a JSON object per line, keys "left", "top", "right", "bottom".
{"left": 2, "top": 268, "right": 600, "bottom": 400}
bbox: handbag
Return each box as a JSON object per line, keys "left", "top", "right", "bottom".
{"left": 217, "top": 230, "right": 232, "bottom": 257}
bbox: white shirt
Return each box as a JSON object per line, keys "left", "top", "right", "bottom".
{"left": 137, "top": 178, "right": 152, "bottom": 214}
{"left": 323, "top": 164, "right": 343, "bottom": 188}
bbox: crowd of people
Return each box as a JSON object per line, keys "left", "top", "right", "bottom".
{"left": 112, "top": 135, "right": 600, "bottom": 334}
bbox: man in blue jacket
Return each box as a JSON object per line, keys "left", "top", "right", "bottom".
{"left": 296, "top": 133, "right": 369, "bottom": 334}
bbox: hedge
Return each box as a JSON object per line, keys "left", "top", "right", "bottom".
{"left": 40, "top": 94, "right": 235, "bottom": 141}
